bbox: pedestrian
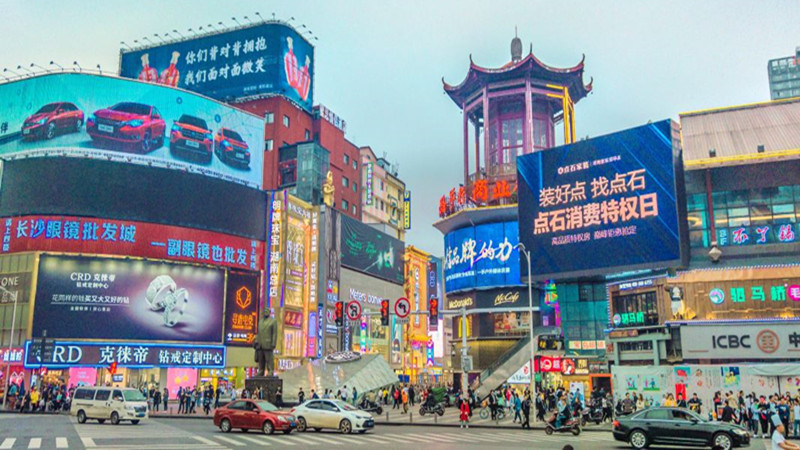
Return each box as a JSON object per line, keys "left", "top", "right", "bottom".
{"left": 521, "top": 394, "right": 531, "bottom": 429}
{"left": 30, "top": 387, "right": 40, "bottom": 413}
{"left": 513, "top": 393, "right": 522, "bottom": 423}
{"left": 772, "top": 417, "right": 800, "bottom": 450}
{"left": 7, "top": 382, "right": 18, "bottom": 411}
{"left": 298, "top": 387, "right": 305, "bottom": 404}
{"left": 393, "top": 387, "right": 400, "bottom": 409}
{"left": 459, "top": 398, "right": 471, "bottom": 429}
{"left": 276, "top": 387, "right": 283, "bottom": 407}
{"left": 352, "top": 386, "right": 358, "bottom": 406}
{"left": 162, "top": 387, "right": 169, "bottom": 412}
{"left": 409, "top": 385, "right": 415, "bottom": 406}
{"left": 402, "top": 388, "right": 409, "bottom": 414}
{"left": 214, "top": 386, "right": 220, "bottom": 409}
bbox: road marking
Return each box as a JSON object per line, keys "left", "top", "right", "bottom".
{"left": 0, "top": 439, "right": 13, "bottom": 450}
{"left": 236, "top": 435, "right": 272, "bottom": 446}
{"left": 193, "top": 436, "right": 219, "bottom": 446}
{"left": 295, "top": 434, "right": 342, "bottom": 445}
{"left": 350, "top": 435, "right": 390, "bottom": 444}
{"left": 28, "top": 438, "right": 41, "bottom": 449}
{"left": 424, "top": 434, "right": 460, "bottom": 442}
{"left": 396, "top": 434, "right": 429, "bottom": 442}
{"left": 376, "top": 434, "right": 409, "bottom": 443}
{"left": 56, "top": 438, "right": 68, "bottom": 449}
{"left": 484, "top": 433, "right": 523, "bottom": 442}
{"left": 284, "top": 434, "right": 323, "bottom": 445}
{"left": 213, "top": 435, "right": 246, "bottom": 446}
{"left": 81, "top": 437, "right": 96, "bottom": 448}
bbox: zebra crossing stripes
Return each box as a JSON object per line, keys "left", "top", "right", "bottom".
{"left": 0, "top": 439, "right": 15, "bottom": 450}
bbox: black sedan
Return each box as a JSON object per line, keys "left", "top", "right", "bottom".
{"left": 613, "top": 407, "right": 750, "bottom": 450}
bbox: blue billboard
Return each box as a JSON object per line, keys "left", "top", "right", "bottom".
{"left": 517, "top": 119, "right": 686, "bottom": 280}
{"left": 444, "top": 221, "right": 521, "bottom": 293}
{"left": 120, "top": 23, "right": 313, "bottom": 111}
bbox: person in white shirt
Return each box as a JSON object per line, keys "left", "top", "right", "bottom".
{"left": 773, "top": 419, "right": 800, "bottom": 450}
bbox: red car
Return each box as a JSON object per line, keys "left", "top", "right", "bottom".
{"left": 170, "top": 114, "right": 213, "bottom": 163}
{"left": 214, "top": 128, "right": 251, "bottom": 168}
{"left": 213, "top": 399, "right": 296, "bottom": 435}
{"left": 86, "top": 102, "right": 165, "bottom": 153}
{"left": 22, "top": 102, "right": 84, "bottom": 140}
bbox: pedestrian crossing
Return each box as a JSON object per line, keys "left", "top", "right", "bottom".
{"left": 0, "top": 430, "right": 620, "bottom": 449}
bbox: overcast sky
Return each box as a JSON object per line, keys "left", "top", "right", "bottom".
{"left": 1, "top": 0, "right": 797, "bottom": 256}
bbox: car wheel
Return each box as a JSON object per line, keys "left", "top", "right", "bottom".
{"left": 545, "top": 425, "right": 553, "bottom": 435}
{"left": 75, "top": 119, "right": 83, "bottom": 132}
{"left": 97, "top": 419, "right": 105, "bottom": 424}
{"left": 629, "top": 429, "right": 648, "bottom": 449}
{"left": 131, "top": 420, "right": 140, "bottom": 425}
{"left": 296, "top": 417, "right": 307, "bottom": 432}
{"left": 77, "top": 410, "right": 87, "bottom": 424}
{"left": 110, "top": 412, "right": 120, "bottom": 425}
{"left": 220, "top": 418, "right": 232, "bottom": 433}
{"left": 339, "top": 419, "right": 352, "bottom": 434}
{"left": 262, "top": 420, "right": 274, "bottom": 435}
{"left": 713, "top": 432, "right": 732, "bottom": 450}
{"left": 46, "top": 122, "right": 55, "bottom": 140}
{"left": 376, "top": 407, "right": 383, "bottom": 415}
{"left": 141, "top": 130, "right": 151, "bottom": 153}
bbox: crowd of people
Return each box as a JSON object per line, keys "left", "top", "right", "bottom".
{"left": 4, "top": 380, "right": 73, "bottom": 413}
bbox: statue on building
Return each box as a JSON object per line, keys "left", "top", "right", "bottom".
{"left": 322, "top": 170, "right": 335, "bottom": 207}
{"left": 254, "top": 309, "right": 279, "bottom": 376}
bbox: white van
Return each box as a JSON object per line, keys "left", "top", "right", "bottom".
{"left": 70, "top": 387, "right": 148, "bottom": 425}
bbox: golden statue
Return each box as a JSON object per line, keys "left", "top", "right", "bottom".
{"left": 322, "top": 170, "right": 335, "bottom": 207}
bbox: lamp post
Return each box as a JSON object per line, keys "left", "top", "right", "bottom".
{"left": 1, "top": 286, "right": 19, "bottom": 409}
{"left": 516, "top": 242, "right": 536, "bottom": 418}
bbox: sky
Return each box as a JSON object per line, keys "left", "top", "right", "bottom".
{"left": 1, "top": 0, "right": 798, "bottom": 256}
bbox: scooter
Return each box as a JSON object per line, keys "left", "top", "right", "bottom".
{"left": 358, "top": 399, "right": 383, "bottom": 416}
{"left": 581, "top": 405, "right": 604, "bottom": 425}
{"left": 419, "top": 402, "right": 445, "bottom": 416}
{"left": 545, "top": 412, "right": 581, "bottom": 436}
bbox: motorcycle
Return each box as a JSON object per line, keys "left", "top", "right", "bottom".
{"left": 419, "top": 402, "right": 445, "bottom": 416}
{"left": 545, "top": 412, "right": 581, "bottom": 436}
{"left": 358, "top": 399, "right": 383, "bottom": 416}
{"left": 581, "top": 405, "right": 604, "bottom": 426}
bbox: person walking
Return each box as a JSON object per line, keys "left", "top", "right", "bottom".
{"left": 393, "top": 387, "right": 400, "bottom": 409}
{"left": 214, "top": 386, "right": 221, "bottom": 409}
{"left": 162, "top": 387, "right": 169, "bottom": 412}
{"left": 352, "top": 387, "right": 358, "bottom": 406}
{"left": 513, "top": 393, "right": 522, "bottom": 423}
{"left": 402, "top": 388, "right": 409, "bottom": 414}
{"left": 409, "top": 385, "right": 415, "bottom": 406}
{"left": 521, "top": 394, "right": 531, "bottom": 429}
{"left": 298, "top": 387, "right": 305, "bottom": 404}
{"left": 459, "top": 398, "right": 471, "bottom": 429}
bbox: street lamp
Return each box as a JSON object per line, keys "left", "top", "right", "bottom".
{"left": 516, "top": 242, "right": 537, "bottom": 417}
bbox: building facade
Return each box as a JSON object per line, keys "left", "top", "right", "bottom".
{"left": 768, "top": 46, "right": 800, "bottom": 100}
{"left": 360, "top": 146, "right": 406, "bottom": 241}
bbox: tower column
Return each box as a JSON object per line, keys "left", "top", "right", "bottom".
{"left": 474, "top": 116, "right": 480, "bottom": 183}
{"left": 524, "top": 77, "right": 533, "bottom": 155}
{"left": 462, "top": 104, "right": 469, "bottom": 186}
{"left": 482, "top": 86, "right": 490, "bottom": 179}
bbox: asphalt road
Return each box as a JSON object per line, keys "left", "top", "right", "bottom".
{"left": 0, "top": 414, "right": 778, "bottom": 450}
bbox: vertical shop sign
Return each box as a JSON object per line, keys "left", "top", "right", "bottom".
{"left": 267, "top": 192, "right": 284, "bottom": 309}
{"left": 403, "top": 191, "right": 411, "bottom": 230}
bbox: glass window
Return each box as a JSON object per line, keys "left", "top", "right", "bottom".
{"left": 342, "top": 199, "right": 349, "bottom": 210}
{"left": 74, "top": 389, "right": 95, "bottom": 400}
{"left": 352, "top": 204, "right": 357, "bottom": 215}
{"left": 772, "top": 204, "right": 796, "bottom": 223}
{"left": 123, "top": 390, "right": 146, "bottom": 402}
{"left": 687, "top": 210, "right": 706, "bottom": 230}
{"left": 95, "top": 390, "right": 111, "bottom": 401}
{"left": 727, "top": 190, "right": 748, "bottom": 207}
{"left": 344, "top": 154, "right": 349, "bottom": 164}
{"left": 353, "top": 160, "right": 357, "bottom": 170}
{"left": 689, "top": 230, "right": 709, "bottom": 248}
{"left": 713, "top": 208, "right": 728, "bottom": 228}
{"left": 749, "top": 204, "right": 772, "bottom": 225}
{"left": 711, "top": 191, "right": 727, "bottom": 208}
{"left": 283, "top": 115, "right": 290, "bottom": 127}
{"left": 112, "top": 390, "right": 124, "bottom": 402}
{"left": 645, "top": 409, "right": 670, "bottom": 420}
{"left": 265, "top": 139, "right": 273, "bottom": 152}
{"left": 352, "top": 182, "right": 357, "bottom": 193}
{"left": 305, "top": 401, "right": 320, "bottom": 409}
{"left": 342, "top": 177, "right": 349, "bottom": 188}
{"left": 265, "top": 112, "right": 274, "bottom": 124}
{"left": 686, "top": 193, "right": 706, "bottom": 210}
{"left": 305, "top": 130, "right": 311, "bottom": 140}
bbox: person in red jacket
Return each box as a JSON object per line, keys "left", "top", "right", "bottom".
{"left": 460, "top": 398, "right": 471, "bottom": 429}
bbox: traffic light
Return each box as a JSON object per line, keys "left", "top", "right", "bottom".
{"left": 380, "top": 299, "right": 390, "bottom": 326}
{"left": 335, "top": 301, "right": 344, "bottom": 327}
{"left": 429, "top": 297, "right": 439, "bottom": 322}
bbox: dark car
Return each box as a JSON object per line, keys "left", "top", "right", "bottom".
{"left": 86, "top": 102, "right": 166, "bottom": 153}
{"left": 22, "top": 102, "right": 84, "bottom": 140}
{"left": 170, "top": 114, "right": 213, "bottom": 163}
{"left": 613, "top": 407, "right": 750, "bottom": 450}
{"left": 214, "top": 127, "right": 250, "bottom": 167}
{"left": 213, "top": 399, "right": 296, "bottom": 435}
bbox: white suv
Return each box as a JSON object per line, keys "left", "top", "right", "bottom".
{"left": 70, "top": 387, "right": 148, "bottom": 425}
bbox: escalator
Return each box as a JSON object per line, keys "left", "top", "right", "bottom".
{"left": 470, "top": 327, "right": 559, "bottom": 400}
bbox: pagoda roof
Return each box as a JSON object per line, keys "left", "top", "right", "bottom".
{"left": 443, "top": 45, "right": 593, "bottom": 107}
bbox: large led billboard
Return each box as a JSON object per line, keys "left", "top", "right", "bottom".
{"left": 32, "top": 254, "right": 225, "bottom": 343}
{"left": 340, "top": 214, "right": 404, "bottom": 285}
{"left": 444, "top": 221, "right": 521, "bottom": 293}
{"left": 0, "top": 73, "right": 264, "bottom": 188}
{"left": 119, "top": 22, "right": 314, "bottom": 111}
{"left": 517, "top": 120, "right": 686, "bottom": 280}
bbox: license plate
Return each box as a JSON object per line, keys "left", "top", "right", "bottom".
{"left": 23, "top": 128, "right": 30, "bottom": 135}
{"left": 290, "top": 422, "right": 296, "bottom": 427}
{"left": 137, "top": 413, "right": 145, "bottom": 417}
{"left": 98, "top": 124, "right": 114, "bottom": 133}
{"left": 235, "top": 153, "right": 244, "bottom": 159}
{"left": 186, "top": 140, "right": 200, "bottom": 148}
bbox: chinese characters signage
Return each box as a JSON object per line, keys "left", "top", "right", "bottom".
{"left": 716, "top": 224, "right": 799, "bottom": 246}
{"left": 0, "top": 272, "right": 30, "bottom": 304}
{"left": 0, "top": 347, "right": 24, "bottom": 364}
{"left": 680, "top": 323, "right": 800, "bottom": 360}
{"left": 315, "top": 105, "right": 346, "bottom": 133}
{"left": 24, "top": 341, "right": 225, "bottom": 369}
{"left": 120, "top": 23, "right": 314, "bottom": 111}
{"left": 224, "top": 271, "right": 259, "bottom": 346}
{"left": 365, "top": 162, "right": 373, "bottom": 205}
{"left": 1, "top": 216, "right": 262, "bottom": 271}
{"left": 444, "top": 221, "right": 521, "bottom": 293}
{"left": 707, "top": 284, "right": 800, "bottom": 304}
{"left": 438, "top": 180, "right": 516, "bottom": 218}
{"left": 266, "top": 192, "right": 284, "bottom": 309}
{"left": 613, "top": 312, "right": 646, "bottom": 327}
{"left": 517, "top": 119, "right": 684, "bottom": 280}
{"left": 33, "top": 254, "right": 225, "bottom": 343}
{"left": 403, "top": 191, "right": 411, "bottom": 230}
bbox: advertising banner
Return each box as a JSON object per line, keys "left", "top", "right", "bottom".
{"left": 444, "top": 221, "right": 521, "bottom": 293}
{"left": 0, "top": 347, "right": 24, "bottom": 364}
{"left": 224, "top": 271, "right": 259, "bottom": 346}
{"left": 119, "top": 22, "right": 314, "bottom": 111}
{"left": 24, "top": 340, "right": 225, "bottom": 369}
{"left": 679, "top": 323, "right": 800, "bottom": 360}
{"left": 517, "top": 119, "right": 685, "bottom": 279}
{"left": 0, "top": 272, "right": 31, "bottom": 304}
{"left": 1, "top": 215, "right": 262, "bottom": 271}
{"left": 0, "top": 73, "right": 264, "bottom": 188}
{"left": 265, "top": 191, "right": 285, "bottom": 310}
{"left": 340, "top": 214, "right": 404, "bottom": 285}
{"left": 33, "top": 255, "right": 225, "bottom": 343}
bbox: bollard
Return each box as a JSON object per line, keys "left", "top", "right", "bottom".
{"left": 434, "top": 413, "right": 437, "bottom": 424}
{"left": 386, "top": 411, "right": 390, "bottom": 422}
{"left": 409, "top": 412, "right": 413, "bottom": 423}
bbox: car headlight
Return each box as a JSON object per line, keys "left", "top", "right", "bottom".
{"left": 125, "top": 405, "right": 135, "bottom": 410}
{"left": 88, "top": 114, "right": 96, "bottom": 123}
{"left": 127, "top": 119, "right": 144, "bottom": 127}
{"left": 222, "top": 141, "right": 231, "bottom": 148}
{"left": 171, "top": 124, "right": 180, "bottom": 132}
{"left": 732, "top": 428, "right": 747, "bottom": 436}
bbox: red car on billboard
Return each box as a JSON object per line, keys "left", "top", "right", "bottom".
{"left": 213, "top": 399, "right": 296, "bottom": 435}
{"left": 214, "top": 128, "right": 250, "bottom": 168}
{"left": 86, "top": 102, "right": 166, "bottom": 153}
{"left": 170, "top": 114, "right": 213, "bottom": 163}
{"left": 22, "top": 102, "right": 84, "bottom": 140}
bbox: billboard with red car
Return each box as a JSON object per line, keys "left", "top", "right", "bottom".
{"left": 0, "top": 72, "right": 264, "bottom": 188}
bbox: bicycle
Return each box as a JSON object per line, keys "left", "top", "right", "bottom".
{"left": 479, "top": 405, "right": 506, "bottom": 420}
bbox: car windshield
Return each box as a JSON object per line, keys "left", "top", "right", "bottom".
{"left": 223, "top": 129, "right": 243, "bottom": 141}
{"left": 255, "top": 401, "right": 278, "bottom": 412}
{"left": 122, "top": 390, "right": 146, "bottom": 402}
{"left": 332, "top": 400, "right": 358, "bottom": 411}
{"left": 178, "top": 115, "right": 208, "bottom": 130}
{"left": 36, "top": 104, "right": 59, "bottom": 113}
{"left": 111, "top": 102, "right": 151, "bottom": 116}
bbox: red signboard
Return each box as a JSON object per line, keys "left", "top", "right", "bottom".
{"left": 438, "top": 180, "right": 517, "bottom": 218}
{"left": 0, "top": 215, "right": 264, "bottom": 271}
{"left": 283, "top": 310, "right": 303, "bottom": 328}
{"left": 535, "top": 356, "right": 562, "bottom": 373}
